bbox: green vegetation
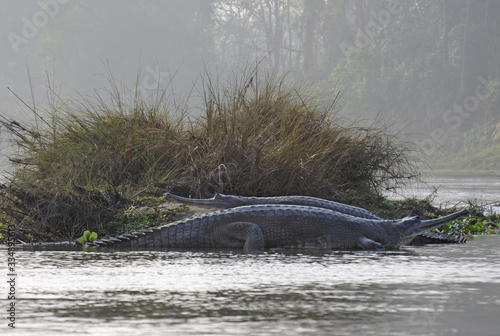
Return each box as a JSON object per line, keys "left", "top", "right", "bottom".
{"left": 444, "top": 199, "right": 500, "bottom": 236}
{"left": 0, "top": 69, "right": 418, "bottom": 243}
{"left": 376, "top": 196, "right": 500, "bottom": 238}
{"left": 77, "top": 230, "right": 98, "bottom": 244}
{"left": 432, "top": 212, "right": 499, "bottom": 237}
{"left": 0, "top": 222, "right": 5, "bottom": 241}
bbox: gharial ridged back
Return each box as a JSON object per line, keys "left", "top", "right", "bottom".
{"left": 159, "top": 204, "right": 380, "bottom": 249}
{"left": 217, "top": 194, "right": 382, "bottom": 220}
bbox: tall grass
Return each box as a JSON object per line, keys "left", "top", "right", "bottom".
{"left": 185, "top": 70, "right": 417, "bottom": 202}
{"left": 0, "top": 68, "right": 418, "bottom": 241}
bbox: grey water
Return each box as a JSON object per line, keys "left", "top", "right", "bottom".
{"left": 1, "top": 235, "right": 499, "bottom": 336}
{"left": 385, "top": 175, "right": 500, "bottom": 214}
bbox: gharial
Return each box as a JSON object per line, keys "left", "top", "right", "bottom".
{"left": 165, "top": 193, "right": 468, "bottom": 246}
{"left": 87, "top": 193, "right": 469, "bottom": 251}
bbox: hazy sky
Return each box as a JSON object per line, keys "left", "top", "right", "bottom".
{"left": 1, "top": 1, "right": 222, "bottom": 172}
{"left": 1, "top": 1, "right": 219, "bottom": 117}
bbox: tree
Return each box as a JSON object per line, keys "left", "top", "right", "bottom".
{"left": 461, "top": 0, "right": 489, "bottom": 96}
{"left": 442, "top": 0, "right": 450, "bottom": 64}
{"left": 302, "top": 0, "right": 323, "bottom": 73}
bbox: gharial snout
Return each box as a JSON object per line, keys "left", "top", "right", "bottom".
{"left": 419, "top": 209, "right": 470, "bottom": 229}
{"left": 165, "top": 192, "right": 226, "bottom": 208}
{"left": 406, "top": 209, "right": 470, "bottom": 236}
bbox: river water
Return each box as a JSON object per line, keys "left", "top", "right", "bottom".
{"left": 385, "top": 175, "right": 500, "bottom": 214}
{"left": 1, "top": 236, "right": 498, "bottom": 336}
{"left": 1, "top": 176, "right": 499, "bottom": 336}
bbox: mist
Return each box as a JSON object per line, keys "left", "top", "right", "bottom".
{"left": 1, "top": 0, "right": 500, "bottom": 173}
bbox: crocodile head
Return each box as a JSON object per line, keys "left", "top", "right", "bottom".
{"left": 380, "top": 209, "right": 470, "bottom": 249}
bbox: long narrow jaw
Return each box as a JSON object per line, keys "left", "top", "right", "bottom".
{"left": 417, "top": 209, "right": 470, "bottom": 231}
{"left": 164, "top": 192, "right": 229, "bottom": 209}
{"left": 403, "top": 209, "right": 470, "bottom": 239}
{"left": 399, "top": 209, "right": 469, "bottom": 245}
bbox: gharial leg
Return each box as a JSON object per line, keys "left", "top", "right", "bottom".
{"left": 358, "top": 236, "right": 385, "bottom": 251}
{"left": 213, "top": 222, "right": 265, "bottom": 252}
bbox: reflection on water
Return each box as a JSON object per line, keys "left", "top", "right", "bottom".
{"left": 2, "top": 235, "right": 499, "bottom": 336}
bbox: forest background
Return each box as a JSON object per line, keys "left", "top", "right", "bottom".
{"left": 1, "top": 0, "right": 500, "bottom": 173}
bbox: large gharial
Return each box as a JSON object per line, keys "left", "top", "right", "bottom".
{"left": 89, "top": 193, "right": 469, "bottom": 251}
{"left": 165, "top": 193, "right": 468, "bottom": 246}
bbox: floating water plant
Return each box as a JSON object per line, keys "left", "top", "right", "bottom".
{"left": 77, "top": 230, "right": 98, "bottom": 244}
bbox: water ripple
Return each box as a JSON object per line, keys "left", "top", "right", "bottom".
{"left": 4, "top": 235, "right": 500, "bottom": 335}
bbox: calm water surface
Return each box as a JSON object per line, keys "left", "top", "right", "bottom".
{"left": 1, "top": 235, "right": 499, "bottom": 336}
{"left": 385, "top": 175, "right": 500, "bottom": 213}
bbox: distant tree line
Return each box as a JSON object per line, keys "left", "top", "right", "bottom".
{"left": 25, "top": 0, "right": 500, "bottom": 133}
